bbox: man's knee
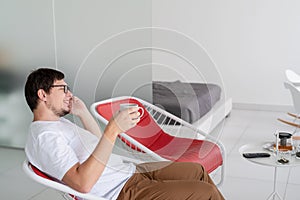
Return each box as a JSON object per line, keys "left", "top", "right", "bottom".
{"left": 182, "top": 183, "right": 223, "bottom": 200}
{"left": 204, "top": 184, "right": 224, "bottom": 200}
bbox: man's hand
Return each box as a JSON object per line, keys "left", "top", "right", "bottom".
{"left": 105, "top": 107, "right": 141, "bottom": 137}
{"left": 70, "top": 96, "right": 88, "bottom": 117}
{"left": 114, "top": 107, "right": 141, "bottom": 132}
{"left": 69, "top": 96, "right": 102, "bottom": 137}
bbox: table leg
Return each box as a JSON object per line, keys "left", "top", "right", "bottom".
{"left": 283, "top": 167, "right": 292, "bottom": 199}
{"left": 266, "top": 167, "right": 283, "bottom": 200}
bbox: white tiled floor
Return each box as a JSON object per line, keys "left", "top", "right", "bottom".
{"left": 1, "top": 109, "right": 300, "bottom": 199}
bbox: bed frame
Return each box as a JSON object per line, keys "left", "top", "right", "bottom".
{"left": 191, "top": 97, "right": 232, "bottom": 136}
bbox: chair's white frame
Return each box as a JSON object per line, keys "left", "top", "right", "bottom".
{"left": 286, "top": 69, "right": 300, "bottom": 87}
{"left": 22, "top": 160, "right": 106, "bottom": 200}
{"left": 278, "top": 82, "right": 300, "bottom": 130}
{"left": 90, "top": 96, "right": 226, "bottom": 186}
{"left": 284, "top": 82, "right": 300, "bottom": 114}
{"left": 278, "top": 71, "right": 300, "bottom": 131}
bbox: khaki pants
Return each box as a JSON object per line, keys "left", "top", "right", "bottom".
{"left": 117, "top": 162, "right": 225, "bottom": 200}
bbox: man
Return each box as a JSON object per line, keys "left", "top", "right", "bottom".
{"left": 24, "top": 68, "right": 225, "bottom": 200}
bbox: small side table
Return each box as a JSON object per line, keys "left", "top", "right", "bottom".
{"left": 239, "top": 142, "right": 300, "bottom": 200}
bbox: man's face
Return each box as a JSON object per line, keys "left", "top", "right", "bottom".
{"left": 46, "top": 79, "right": 73, "bottom": 117}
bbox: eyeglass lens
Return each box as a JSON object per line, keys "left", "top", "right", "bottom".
{"left": 50, "top": 85, "right": 71, "bottom": 93}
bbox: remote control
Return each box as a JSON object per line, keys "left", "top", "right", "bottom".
{"left": 243, "top": 152, "right": 271, "bottom": 158}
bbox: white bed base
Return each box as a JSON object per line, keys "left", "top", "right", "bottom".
{"left": 191, "top": 97, "right": 232, "bottom": 137}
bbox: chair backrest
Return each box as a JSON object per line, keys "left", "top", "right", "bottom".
{"left": 93, "top": 97, "right": 223, "bottom": 172}
{"left": 96, "top": 97, "right": 172, "bottom": 151}
{"left": 22, "top": 160, "right": 105, "bottom": 200}
{"left": 286, "top": 69, "right": 300, "bottom": 86}
{"left": 284, "top": 81, "right": 300, "bottom": 114}
{"left": 91, "top": 96, "right": 225, "bottom": 185}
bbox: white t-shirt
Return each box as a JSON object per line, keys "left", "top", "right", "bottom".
{"left": 25, "top": 117, "right": 136, "bottom": 200}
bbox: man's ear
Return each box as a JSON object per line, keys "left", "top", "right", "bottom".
{"left": 37, "top": 89, "right": 47, "bottom": 101}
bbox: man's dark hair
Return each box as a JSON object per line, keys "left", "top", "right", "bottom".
{"left": 24, "top": 68, "right": 65, "bottom": 112}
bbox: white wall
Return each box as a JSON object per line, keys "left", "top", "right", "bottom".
{"left": 0, "top": 0, "right": 152, "bottom": 148}
{"left": 0, "top": 0, "right": 55, "bottom": 148}
{"left": 54, "top": 1, "right": 153, "bottom": 106}
{"left": 152, "top": 0, "right": 300, "bottom": 110}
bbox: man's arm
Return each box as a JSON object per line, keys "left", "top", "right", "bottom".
{"left": 70, "top": 96, "right": 102, "bottom": 138}
{"left": 63, "top": 99, "right": 141, "bottom": 193}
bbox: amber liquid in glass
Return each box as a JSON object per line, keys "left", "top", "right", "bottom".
{"left": 273, "top": 144, "right": 293, "bottom": 151}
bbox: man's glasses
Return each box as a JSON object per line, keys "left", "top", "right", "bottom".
{"left": 50, "top": 85, "right": 71, "bottom": 94}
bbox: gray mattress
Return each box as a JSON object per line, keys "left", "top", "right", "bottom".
{"left": 152, "top": 81, "right": 221, "bottom": 123}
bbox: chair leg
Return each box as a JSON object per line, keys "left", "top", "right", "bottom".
{"left": 287, "top": 112, "right": 300, "bottom": 119}
{"left": 277, "top": 118, "right": 300, "bottom": 128}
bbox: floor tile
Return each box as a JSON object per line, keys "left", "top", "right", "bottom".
{"left": 0, "top": 163, "right": 46, "bottom": 200}
{"left": 220, "top": 176, "right": 294, "bottom": 200}
{"left": 0, "top": 147, "right": 25, "bottom": 173}
{"left": 30, "top": 188, "right": 66, "bottom": 200}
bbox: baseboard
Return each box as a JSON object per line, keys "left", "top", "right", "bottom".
{"left": 233, "top": 103, "right": 293, "bottom": 112}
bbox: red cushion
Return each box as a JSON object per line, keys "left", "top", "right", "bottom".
{"left": 96, "top": 98, "right": 223, "bottom": 173}
{"left": 30, "top": 163, "right": 54, "bottom": 180}
{"left": 30, "top": 163, "right": 78, "bottom": 200}
{"left": 97, "top": 98, "right": 170, "bottom": 146}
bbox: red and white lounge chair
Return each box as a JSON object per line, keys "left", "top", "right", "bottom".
{"left": 90, "top": 96, "right": 226, "bottom": 186}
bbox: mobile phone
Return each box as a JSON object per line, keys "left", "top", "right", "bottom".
{"left": 243, "top": 152, "right": 270, "bottom": 158}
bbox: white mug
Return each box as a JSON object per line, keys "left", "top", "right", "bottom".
{"left": 119, "top": 103, "right": 144, "bottom": 118}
